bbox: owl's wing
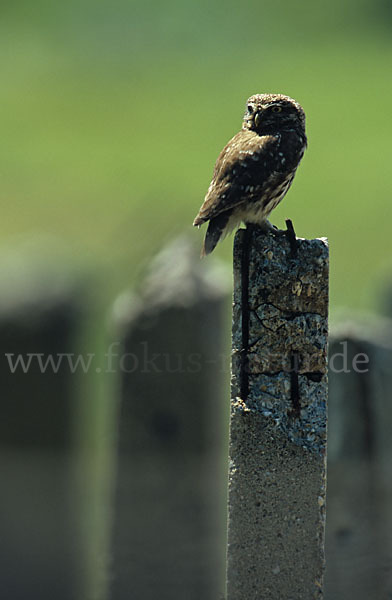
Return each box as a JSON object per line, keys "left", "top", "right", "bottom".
{"left": 193, "top": 130, "right": 281, "bottom": 226}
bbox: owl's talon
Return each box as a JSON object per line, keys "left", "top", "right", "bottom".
{"left": 270, "top": 226, "right": 286, "bottom": 238}
{"left": 249, "top": 220, "right": 283, "bottom": 236}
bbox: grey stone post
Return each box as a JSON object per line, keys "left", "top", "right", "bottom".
{"left": 227, "top": 226, "right": 329, "bottom": 600}
{"left": 110, "top": 236, "right": 229, "bottom": 600}
{"left": 326, "top": 318, "right": 392, "bottom": 600}
{"left": 0, "top": 253, "right": 85, "bottom": 600}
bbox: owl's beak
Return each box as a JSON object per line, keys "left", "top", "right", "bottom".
{"left": 254, "top": 111, "right": 262, "bottom": 127}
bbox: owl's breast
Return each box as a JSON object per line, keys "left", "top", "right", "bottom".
{"left": 275, "top": 129, "right": 307, "bottom": 173}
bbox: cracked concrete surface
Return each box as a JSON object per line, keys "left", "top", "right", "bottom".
{"left": 227, "top": 227, "right": 328, "bottom": 600}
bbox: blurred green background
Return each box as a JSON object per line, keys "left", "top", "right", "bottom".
{"left": 1, "top": 0, "right": 391, "bottom": 313}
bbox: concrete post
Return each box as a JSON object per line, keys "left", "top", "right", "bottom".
{"left": 326, "top": 318, "right": 392, "bottom": 600}
{"left": 0, "top": 252, "right": 85, "bottom": 600}
{"left": 110, "top": 236, "right": 230, "bottom": 600}
{"left": 227, "top": 226, "right": 329, "bottom": 600}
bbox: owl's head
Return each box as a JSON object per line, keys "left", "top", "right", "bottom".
{"left": 243, "top": 93, "right": 305, "bottom": 134}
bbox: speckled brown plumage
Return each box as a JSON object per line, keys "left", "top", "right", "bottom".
{"left": 193, "top": 93, "right": 307, "bottom": 255}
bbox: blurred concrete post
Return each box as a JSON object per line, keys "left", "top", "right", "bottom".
{"left": 110, "top": 236, "right": 229, "bottom": 600}
{"left": 227, "top": 227, "right": 329, "bottom": 600}
{"left": 326, "top": 318, "right": 392, "bottom": 600}
{"left": 0, "top": 250, "right": 85, "bottom": 600}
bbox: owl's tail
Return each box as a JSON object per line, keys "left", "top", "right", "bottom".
{"left": 201, "top": 213, "right": 230, "bottom": 257}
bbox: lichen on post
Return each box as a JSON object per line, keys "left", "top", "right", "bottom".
{"left": 227, "top": 225, "right": 329, "bottom": 600}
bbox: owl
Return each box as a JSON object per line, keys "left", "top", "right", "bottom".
{"left": 193, "top": 93, "right": 307, "bottom": 255}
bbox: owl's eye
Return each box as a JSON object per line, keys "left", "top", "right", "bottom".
{"left": 247, "top": 105, "right": 254, "bottom": 114}
{"left": 271, "top": 105, "right": 283, "bottom": 113}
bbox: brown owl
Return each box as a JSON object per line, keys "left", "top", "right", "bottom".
{"left": 193, "top": 93, "right": 307, "bottom": 255}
